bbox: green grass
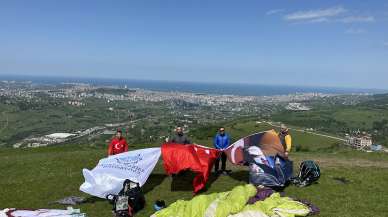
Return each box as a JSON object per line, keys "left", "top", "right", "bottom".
{"left": 1, "top": 126, "right": 388, "bottom": 217}
{"left": 0, "top": 99, "right": 122, "bottom": 145}
{"left": 332, "top": 108, "right": 388, "bottom": 129}
{"left": 272, "top": 103, "right": 388, "bottom": 146}
{"left": 285, "top": 166, "right": 388, "bottom": 217}
{"left": 0, "top": 98, "right": 179, "bottom": 146}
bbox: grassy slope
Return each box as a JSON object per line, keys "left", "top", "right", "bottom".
{"left": 1, "top": 123, "right": 388, "bottom": 217}
{"left": 0, "top": 99, "right": 174, "bottom": 146}
{"left": 0, "top": 99, "right": 117, "bottom": 145}
{"left": 272, "top": 95, "right": 388, "bottom": 138}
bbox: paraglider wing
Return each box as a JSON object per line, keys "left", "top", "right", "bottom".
{"left": 224, "top": 130, "right": 292, "bottom": 188}
{"left": 224, "top": 130, "right": 286, "bottom": 165}
{"left": 259, "top": 130, "right": 286, "bottom": 157}
{"left": 161, "top": 143, "right": 220, "bottom": 193}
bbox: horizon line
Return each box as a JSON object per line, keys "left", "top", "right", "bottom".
{"left": 0, "top": 73, "right": 387, "bottom": 93}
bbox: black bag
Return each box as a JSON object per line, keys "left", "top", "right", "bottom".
{"left": 291, "top": 160, "right": 320, "bottom": 187}
{"left": 107, "top": 179, "right": 145, "bottom": 217}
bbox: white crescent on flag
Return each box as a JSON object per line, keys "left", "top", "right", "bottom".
{"left": 114, "top": 143, "right": 123, "bottom": 150}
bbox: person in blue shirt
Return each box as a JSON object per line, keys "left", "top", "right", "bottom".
{"left": 214, "top": 127, "right": 231, "bottom": 175}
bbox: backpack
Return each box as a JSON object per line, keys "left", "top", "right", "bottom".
{"left": 107, "top": 179, "right": 145, "bottom": 217}
{"left": 291, "top": 160, "right": 320, "bottom": 187}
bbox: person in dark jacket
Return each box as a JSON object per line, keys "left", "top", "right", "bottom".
{"left": 169, "top": 127, "right": 191, "bottom": 145}
{"left": 213, "top": 127, "right": 231, "bottom": 174}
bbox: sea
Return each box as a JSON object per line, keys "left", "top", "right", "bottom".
{"left": 0, "top": 75, "right": 386, "bottom": 96}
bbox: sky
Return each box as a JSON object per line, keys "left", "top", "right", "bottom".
{"left": 0, "top": 0, "right": 387, "bottom": 89}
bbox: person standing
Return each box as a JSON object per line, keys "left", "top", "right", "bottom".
{"left": 278, "top": 124, "right": 292, "bottom": 157}
{"left": 214, "top": 127, "right": 230, "bottom": 175}
{"left": 108, "top": 129, "right": 128, "bottom": 156}
{"left": 169, "top": 127, "right": 191, "bottom": 145}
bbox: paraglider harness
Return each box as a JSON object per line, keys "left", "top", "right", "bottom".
{"left": 106, "top": 179, "right": 145, "bottom": 217}
{"left": 291, "top": 160, "right": 320, "bottom": 187}
{"left": 244, "top": 146, "right": 293, "bottom": 190}
{"left": 248, "top": 154, "right": 293, "bottom": 190}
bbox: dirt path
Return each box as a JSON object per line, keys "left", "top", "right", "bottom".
{"left": 265, "top": 121, "right": 346, "bottom": 141}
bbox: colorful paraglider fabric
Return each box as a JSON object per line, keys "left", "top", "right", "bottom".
{"left": 224, "top": 130, "right": 292, "bottom": 188}
{"left": 224, "top": 130, "right": 285, "bottom": 165}
{"left": 161, "top": 143, "right": 220, "bottom": 193}
{"left": 151, "top": 184, "right": 311, "bottom": 217}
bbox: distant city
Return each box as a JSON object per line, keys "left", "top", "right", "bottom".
{"left": 1, "top": 74, "right": 386, "bottom": 96}
{"left": 0, "top": 79, "right": 340, "bottom": 105}
{"left": 0, "top": 75, "right": 382, "bottom": 149}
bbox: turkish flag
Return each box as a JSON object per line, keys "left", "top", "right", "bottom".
{"left": 161, "top": 143, "right": 220, "bottom": 193}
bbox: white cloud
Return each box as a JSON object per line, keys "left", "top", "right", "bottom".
{"left": 307, "top": 17, "right": 330, "bottom": 23}
{"left": 345, "top": 28, "right": 366, "bottom": 34}
{"left": 284, "top": 6, "right": 347, "bottom": 21}
{"left": 340, "top": 16, "right": 375, "bottom": 23}
{"left": 266, "top": 9, "right": 285, "bottom": 15}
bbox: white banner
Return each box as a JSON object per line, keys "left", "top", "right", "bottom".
{"left": 80, "top": 148, "right": 161, "bottom": 198}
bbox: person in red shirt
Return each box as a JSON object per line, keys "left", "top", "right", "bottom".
{"left": 108, "top": 129, "right": 128, "bottom": 156}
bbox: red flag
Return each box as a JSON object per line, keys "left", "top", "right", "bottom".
{"left": 161, "top": 143, "right": 220, "bottom": 193}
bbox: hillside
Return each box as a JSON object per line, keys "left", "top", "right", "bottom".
{"left": 0, "top": 97, "right": 177, "bottom": 147}
{"left": 1, "top": 122, "right": 388, "bottom": 217}
{"left": 272, "top": 94, "right": 388, "bottom": 146}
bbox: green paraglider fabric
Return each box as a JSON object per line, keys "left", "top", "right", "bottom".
{"left": 151, "top": 184, "right": 310, "bottom": 217}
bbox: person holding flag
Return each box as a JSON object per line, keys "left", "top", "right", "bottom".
{"left": 213, "top": 127, "right": 231, "bottom": 175}
{"left": 169, "top": 126, "right": 191, "bottom": 145}
{"left": 108, "top": 129, "right": 129, "bottom": 156}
